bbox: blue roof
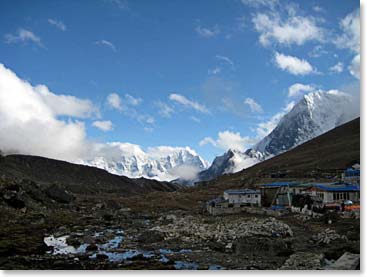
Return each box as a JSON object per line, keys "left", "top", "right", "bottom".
{"left": 345, "top": 168, "right": 360, "bottom": 177}
{"left": 224, "top": 189, "right": 260, "bottom": 195}
{"left": 260, "top": 181, "right": 299, "bottom": 188}
{"left": 313, "top": 184, "right": 360, "bottom": 192}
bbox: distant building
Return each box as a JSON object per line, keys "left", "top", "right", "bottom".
{"left": 305, "top": 183, "right": 360, "bottom": 204}
{"left": 223, "top": 189, "right": 261, "bottom": 207}
{"left": 206, "top": 189, "right": 261, "bottom": 215}
{"left": 342, "top": 166, "right": 360, "bottom": 185}
{"left": 259, "top": 182, "right": 310, "bottom": 207}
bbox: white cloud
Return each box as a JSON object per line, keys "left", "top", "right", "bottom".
{"left": 308, "top": 45, "right": 328, "bottom": 58}
{"left": 199, "top": 131, "right": 255, "bottom": 151}
{"left": 48, "top": 19, "right": 66, "bottom": 31}
{"left": 252, "top": 11, "right": 324, "bottom": 46}
{"left": 0, "top": 63, "right": 90, "bottom": 161}
{"left": 215, "top": 55, "right": 235, "bottom": 68}
{"left": 156, "top": 101, "right": 174, "bottom": 118}
{"left": 92, "top": 120, "right": 113, "bottom": 132}
{"left": 255, "top": 101, "right": 295, "bottom": 138}
{"left": 313, "top": 6, "right": 324, "bottom": 13}
{"left": 0, "top": 64, "right": 211, "bottom": 181}
{"left": 106, "top": 93, "right": 154, "bottom": 125}
{"left": 195, "top": 25, "right": 220, "bottom": 38}
{"left": 335, "top": 9, "right": 360, "bottom": 79}
{"left": 107, "top": 93, "right": 122, "bottom": 110}
{"left": 274, "top": 52, "right": 314, "bottom": 75}
{"left": 199, "top": 137, "right": 216, "bottom": 147}
{"left": 94, "top": 40, "right": 117, "bottom": 52}
{"left": 4, "top": 28, "right": 43, "bottom": 47}
{"left": 244, "top": 98, "right": 263, "bottom": 113}
{"left": 241, "top": 0, "right": 278, "bottom": 8}
{"left": 348, "top": 54, "right": 360, "bottom": 79}
{"left": 329, "top": 62, "right": 344, "bottom": 74}
{"left": 124, "top": 93, "right": 142, "bottom": 106}
{"left": 169, "top": 93, "right": 209, "bottom": 114}
{"left": 288, "top": 83, "right": 315, "bottom": 98}
{"left": 35, "top": 85, "right": 99, "bottom": 118}
{"left": 168, "top": 164, "right": 201, "bottom": 181}
{"left": 190, "top": 116, "right": 201, "bottom": 123}
{"left": 335, "top": 9, "right": 360, "bottom": 53}
{"left": 208, "top": 67, "right": 221, "bottom": 75}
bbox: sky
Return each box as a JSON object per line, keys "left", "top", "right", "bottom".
{"left": 0, "top": 0, "right": 360, "bottom": 163}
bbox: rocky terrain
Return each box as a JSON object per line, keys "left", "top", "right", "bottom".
{"left": 0, "top": 174, "right": 360, "bottom": 270}
{"left": 0, "top": 118, "right": 360, "bottom": 270}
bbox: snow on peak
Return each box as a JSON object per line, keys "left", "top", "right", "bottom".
{"left": 79, "top": 143, "right": 208, "bottom": 181}
{"left": 196, "top": 89, "right": 358, "bottom": 183}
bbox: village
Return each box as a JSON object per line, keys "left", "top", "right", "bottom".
{"left": 206, "top": 164, "right": 360, "bottom": 219}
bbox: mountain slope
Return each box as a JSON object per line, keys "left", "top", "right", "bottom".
{"left": 254, "top": 90, "right": 353, "bottom": 155}
{"left": 196, "top": 90, "right": 357, "bottom": 183}
{"left": 80, "top": 144, "right": 208, "bottom": 181}
{"left": 208, "top": 117, "right": 360, "bottom": 186}
{"left": 0, "top": 154, "right": 181, "bottom": 195}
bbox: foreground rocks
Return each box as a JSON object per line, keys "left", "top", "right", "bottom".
{"left": 311, "top": 228, "right": 348, "bottom": 245}
{"left": 280, "top": 252, "right": 324, "bottom": 270}
{"left": 151, "top": 216, "right": 293, "bottom": 244}
{"left": 0, "top": 178, "right": 360, "bottom": 270}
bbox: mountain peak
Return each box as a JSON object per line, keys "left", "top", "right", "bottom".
{"left": 80, "top": 145, "right": 208, "bottom": 181}
{"left": 195, "top": 90, "right": 358, "bottom": 184}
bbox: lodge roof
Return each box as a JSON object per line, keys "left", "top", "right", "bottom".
{"left": 224, "top": 189, "right": 260, "bottom": 195}
{"left": 311, "top": 183, "right": 360, "bottom": 192}
{"left": 260, "top": 181, "right": 300, "bottom": 188}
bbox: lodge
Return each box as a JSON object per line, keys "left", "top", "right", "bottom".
{"left": 223, "top": 189, "right": 261, "bottom": 207}
{"left": 305, "top": 183, "right": 360, "bottom": 204}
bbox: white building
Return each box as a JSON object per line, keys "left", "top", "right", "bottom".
{"left": 306, "top": 183, "right": 360, "bottom": 204}
{"left": 223, "top": 189, "right": 261, "bottom": 207}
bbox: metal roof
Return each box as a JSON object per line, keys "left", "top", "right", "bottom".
{"left": 260, "top": 181, "right": 300, "bottom": 188}
{"left": 224, "top": 189, "right": 260, "bottom": 195}
{"left": 312, "top": 184, "right": 360, "bottom": 192}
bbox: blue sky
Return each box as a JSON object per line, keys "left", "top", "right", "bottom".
{"left": 0, "top": 0, "right": 360, "bottom": 162}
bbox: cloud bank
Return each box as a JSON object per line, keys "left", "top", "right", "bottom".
{"left": 0, "top": 63, "right": 90, "bottom": 161}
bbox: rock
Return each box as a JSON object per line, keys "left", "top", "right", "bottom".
{"left": 105, "top": 199, "right": 121, "bottom": 210}
{"left": 235, "top": 237, "right": 293, "bottom": 257}
{"left": 207, "top": 241, "right": 226, "bottom": 252}
{"left": 44, "top": 184, "right": 74, "bottom": 204}
{"left": 96, "top": 253, "right": 109, "bottom": 260}
{"left": 137, "top": 230, "right": 165, "bottom": 244}
{"left": 280, "top": 252, "right": 324, "bottom": 270}
{"left": 86, "top": 244, "right": 98, "bottom": 251}
{"left": 312, "top": 229, "right": 347, "bottom": 245}
{"left": 3, "top": 190, "right": 26, "bottom": 209}
{"left": 166, "top": 214, "right": 177, "bottom": 221}
{"left": 95, "top": 203, "right": 104, "bottom": 209}
{"left": 102, "top": 214, "right": 113, "bottom": 221}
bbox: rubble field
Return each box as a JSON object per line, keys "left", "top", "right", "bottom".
{"left": 0, "top": 183, "right": 360, "bottom": 270}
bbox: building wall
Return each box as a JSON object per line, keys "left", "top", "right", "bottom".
{"left": 310, "top": 190, "right": 360, "bottom": 203}
{"left": 223, "top": 192, "right": 261, "bottom": 206}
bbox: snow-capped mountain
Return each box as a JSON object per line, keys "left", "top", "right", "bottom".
{"left": 254, "top": 90, "right": 354, "bottom": 156}
{"left": 79, "top": 143, "right": 209, "bottom": 181}
{"left": 196, "top": 149, "right": 260, "bottom": 182}
{"left": 195, "top": 90, "right": 358, "bottom": 182}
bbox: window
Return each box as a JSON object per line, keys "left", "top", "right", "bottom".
{"left": 255, "top": 195, "right": 258, "bottom": 198}
{"left": 247, "top": 195, "right": 251, "bottom": 198}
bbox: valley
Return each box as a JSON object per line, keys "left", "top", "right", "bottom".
{"left": 0, "top": 118, "right": 360, "bottom": 270}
